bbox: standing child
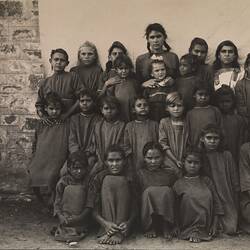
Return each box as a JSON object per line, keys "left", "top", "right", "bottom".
{"left": 159, "top": 92, "right": 188, "bottom": 176}
{"left": 214, "top": 85, "right": 246, "bottom": 164}
{"left": 90, "top": 96, "right": 125, "bottom": 173}
{"left": 70, "top": 41, "right": 103, "bottom": 94}
{"left": 143, "top": 59, "right": 175, "bottom": 122}
{"left": 29, "top": 92, "right": 69, "bottom": 207}
{"left": 189, "top": 37, "right": 214, "bottom": 93}
{"left": 200, "top": 124, "right": 240, "bottom": 235}
{"left": 173, "top": 150, "right": 223, "bottom": 243}
{"left": 86, "top": 145, "right": 137, "bottom": 245}
{"left": 138, "top": 142, "right": 177, "bottom": 240}
{"left": 175, "top": 54, "right": 201, "bottom": 110}
{"left": 124, "top": 96, "right": 158, "bottom": 175}
{"left": 104, "top": 54, "right": 139, "bottom": 122}
{"left": 36, "top": 48, "right": 83, "bottom": 119}
{"left": 235, "top": 53, "right": 250, "bottom": 124}
{"left": 53, "top": 152, "right": 91, "bottom": 242}
{"left": 186, "top": 83, "right": 222, "bottom": 147}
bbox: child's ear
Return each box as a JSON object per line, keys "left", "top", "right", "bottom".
{"left": 49, "top": 58, "right": 52, "bottom": 64}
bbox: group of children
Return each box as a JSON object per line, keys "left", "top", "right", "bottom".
{"left": 28, "top": 23, "right": 250, "bottom": 245}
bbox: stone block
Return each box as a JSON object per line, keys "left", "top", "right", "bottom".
{"left": 0, "top": 127, "right": 8, "bottom": 145}
{"left": 19, "top": 115, "right": 38, "bottom": 131}
{"left": 10, "top": 26, "right": 39, "bottom": 42}
{"left": 0, "top": 114, "right": 19, "bottom": 125}
{"left": 0, "top": 19, "right": 8, "bottom": 37}
{"left": 0, "top": 42, "right": 22, "bottom": 58}
{"left": 0, "top": 1, "right": 23, "bottom": 18}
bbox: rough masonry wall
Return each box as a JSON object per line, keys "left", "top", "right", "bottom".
{"left": 0, "top": 0, "right": 43, "bottom": 192}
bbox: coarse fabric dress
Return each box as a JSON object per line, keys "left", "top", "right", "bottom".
{"left": 186, "top": 106, "right": 222, "bottom": 147}
{"left": 239, "top": 143, "right": 250, "bottom": 233}
{"left": 107, "top": 78, "right": 138, "bottom": 122}
{"left": 70, "top": 64, "right": 104, "bottom": 93}
{"left": 54, "top": 174, "right": 88, "bottom": 242}
{"left": 204, "top": 151, "right": 240, "bottom": 234}
{"left": 196, "top": 64, "right": 214, "bottom": 93}
{"left": 36, "top": 71, "right": 83, "bottom": 114}
{"left": 124, "top": 119, "right": 159, "bottom": 174}
{"left": 159, "top": 118, "right": 189, "bottom": 175}
{"left": 29, "top": 118, "right": 69, "bottom": 191}
{"left": 135, "top": 51, "right": 179, "bottom": 83}
{"left": 173, "top": 176, "right": 223, "bottom": 240}
{"left": 86, "top": 170, "right": 134, "bottom": 237}
{"left": 137, "top": 167, "right": 177, "bottom": 231}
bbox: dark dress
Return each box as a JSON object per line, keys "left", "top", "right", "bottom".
{"left": 70, "top": 64, "right": 104, "bottom": 93}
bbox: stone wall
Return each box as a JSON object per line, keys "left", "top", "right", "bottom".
{"left": 0, "top": 0, "right": 44, "bottom": 192}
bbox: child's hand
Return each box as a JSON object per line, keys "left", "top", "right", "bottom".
{"left": 118, "top": 221, "right": 130, "bottom": 236}
{"left": 36, "top": 108, "right": 44, "bottom": 118}
{"left": 104, "top": 221, "right": 120, "bottom": 236}
{"left": 176, "top": 161, "right": 183, "bottom": 169}
{"left": 105, "top": 76, "right": 121, "bottom": 87}
{"left": 142, "top": 79, "right": 156, "bottom": 88}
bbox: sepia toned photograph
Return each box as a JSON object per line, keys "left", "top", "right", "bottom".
{"left": 1, "top": 0, "right": 250, "bottom": 249}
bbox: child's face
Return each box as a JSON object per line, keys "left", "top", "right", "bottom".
{"left": 134, "top": 99, "right": 149, "bottom": 116}
{"left": 166, "top": 100, "right": 184, "bottom": 118}
{"left": 116, "top": 63, "right": 130, "bottom": 79}
{"left": 69, "top": 161, "right": 86, "bottom": 180}
{"left": 144, "top": 149, "right": 163, "bottom": 171}
{"left": 184, "top": 154, "right": 201, "bottom": 176}
{"left": 101, "top": 103, "right": 118, "bottom": 121}
{"left": 201, "top": 132, "right": 220, "bottom": 151}
{"left": 44, "top": 103, "right": 62, "bottom": 118}
{"left": 190, "top": 44, "right": 207, "bottom": 64}
{"left": 79, "top": 95, "right": 94, "bottom": 113}
{"left": 194, "top": 89, "right": 210, "bottom": 106}
{"left": 219, "top": 45, "right": 236, "bottom": 66}
{"left": 179, "top": 59, "right": 193, "bottom": 76}
{"left": 79, "top": 46, "right": 96, "bottom": 66}
{"left": 147, "top": 30, "right": 165, "bottom": 51}
{"left": 50, "top": 52, "right": 68, "bottom": 72}
{"left": 106, "top": 151, "right": 125, "bottom": 175}
{"left": 151, "top": 62, "right": 167, "bottom": 81}
{"left": 245, "top": 63, "right": 250, "bottom": 75}
{"left": 218, "top": 95, "right": 233, "bottom": 114}
{"left": 109, "top": 48, "right": 124, "bottom": 63}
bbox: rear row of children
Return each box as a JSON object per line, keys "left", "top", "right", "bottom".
{"left": 29, "top": 83, "right": 250, "bottom": 245}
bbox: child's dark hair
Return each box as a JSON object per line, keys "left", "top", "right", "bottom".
{"left": 132, "top": 95, "right": 149, "bottom": 108}
{"left": 50, "top": 48, "right": 69, "bottom": 62}
{"left": 180, "top": 54, "right": 199, "bottom": 73}
{"left": 244, "top": 53, "right": 250, "bottom": 69}
{"left": 214, "top": 85, "right": 236, "bottom": 109}
{"left": 79, "top": 88, "right": 97, "bottom": 102}
{"left": 113, "top": 54, "right": 133, "bottom": 70}
{"left": 104, "top": 144, "right": 126, "bottom": 160}
{"left": 213, "top": 40, "right": 239, "bottom": 71}
{"left": 99, "top": 95, "right": 120, "bottom": 113}
{"left": 199, "top": 124, "right": 224, "bottom": 151}
{"left": 189, "top": 37, "right": 208, "bottom": 54}
{"left": 184, "top": 148, "right": 203, "bottom": 162}
{"left": 165, "top": 91, "right": 183, "bottom": 106}
{"left": 67, "top": 151, "right": 88, "bottom": 169}
{"left": 142, "top": 141, "right": 164, "bottom": 157}
{"left": 148, "top": 59, "right": 168, "bottom": 76}
{"left": 106, "top": 41, "right": 127, "bottom": 72}
{"left": 193, "top": 80, "right": 211, "bottom": 97}
{"left": 145, "top": 23, "right": 171, "bottom": 52}
{"left": 44, "top": 91, "right": 63, "bottom": 109}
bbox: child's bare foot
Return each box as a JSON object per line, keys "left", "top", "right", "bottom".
{"left": 189, "top": 236, "right": 201, "bottom": 243}
{"left": 98, "top": 234, "right": 110, "bottom": 244}
{"left": 163, "top": 222, "right": 173, "bottom": 241}
{"left": 106, "top": 233, "right": 124, "bottom": 245}
{"left": 144, "top": 228, "right": 157, "bottom": 238}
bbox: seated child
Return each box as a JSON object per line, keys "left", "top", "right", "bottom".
{"left": 86, "top": 145, "right": 137, "bottom": 245}
{"left": 200, "top": 124, "right": 240, "bottom": 235}
{"left": 239, "top": 142, "right": 250, "bottom": 233}
{"left": 159, "top": 92, "right": 188, "bottom": 176}
{"left": 186, "top": 83, "right": 222, "bottom": 147}
{"left": 137, "top": 142, "right": 177, "bottom": 240}
{"left": 124, "top": 96, "right": 158, "bottom": 175}
{"left": 173, "top": 150, "right": 223, "bottom": 243}
{"left": 29, "top": 92, "right": 69, "bottom": 207}
{"left": 143, "top": 59, "right": 175, "bottom": 121}
{"left": 104, "top": 54, "right": 139, "bottom": 122}
{"left": 53, "top": 151, "right": 90, "bottom": 242}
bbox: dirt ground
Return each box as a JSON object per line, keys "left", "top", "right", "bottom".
{"left": 1, "top": 194, "right": 250, "bottom": 250}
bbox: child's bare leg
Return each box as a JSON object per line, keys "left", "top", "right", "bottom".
{"left": 144, "top": 214, "right": 158, "bottom": 238}
{"left": 106, "top": 232, "right": 124, "bottom": 245}
{"left": 163, "top": 221, "right": 173, "bottom": 241}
